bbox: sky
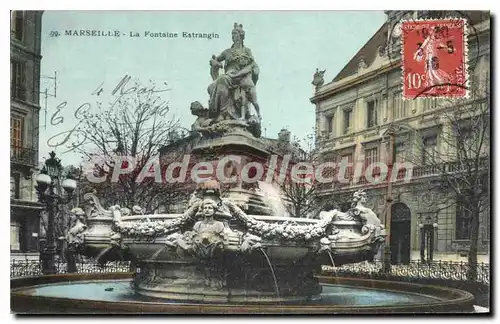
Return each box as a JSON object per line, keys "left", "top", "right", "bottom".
{"left": 38, "top": 10, "right": 386, "bottom": 166}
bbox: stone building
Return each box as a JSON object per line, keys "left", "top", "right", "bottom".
{"left": 10, "top": 11, "right": 44, "bottom": 259}
{"left": 310, "top": 11, "right": 490, "bottom": 263}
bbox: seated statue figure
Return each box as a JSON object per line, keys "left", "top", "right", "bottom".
{"left": 208, "top": 23, "right": 261, "bottom": 124}
{"left": 190, "top": 101, "right": 213, "bottom": 134}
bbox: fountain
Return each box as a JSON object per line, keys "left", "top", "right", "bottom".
{"left": 11, "top": 22, "right": 475, "bottom": 314}
{"left": 67, "top": 180, "right": 387, "bottom": 303}
{"left": 11, "top": 182, "right": 475, "bottom": 313}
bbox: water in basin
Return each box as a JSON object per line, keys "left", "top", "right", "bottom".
{"left": 25, "top": 279, "right": 439, "bottom": 306}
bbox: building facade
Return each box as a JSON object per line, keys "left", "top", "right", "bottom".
{"left": 311, "top": 11, "right": 490, "bottom": 263}
{"left": 10, "top": 11, "right": 44, "bottom": 259}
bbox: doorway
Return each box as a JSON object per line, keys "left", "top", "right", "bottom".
{"left": 390, "top": 203, "right": 411, "bottom": 264}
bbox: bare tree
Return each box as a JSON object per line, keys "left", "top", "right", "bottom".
{"left": 406, "top": 75, "right": 490, "bottom": 280}
{"left": 265, "top": 133, "right": 348, "bottom": 218}
{"left": 74, "top": 79, "right": 190, "bottom": 213}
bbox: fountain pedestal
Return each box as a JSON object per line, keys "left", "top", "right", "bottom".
{"left": 189, "top": 131, "right": 277, "bottom": 215}
{"left": 134, "top": 256, "right": 322, "bottom": 303}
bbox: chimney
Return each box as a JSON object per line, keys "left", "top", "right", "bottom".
{"left": 278, "top": 129, "right": 291, "bottom": 144}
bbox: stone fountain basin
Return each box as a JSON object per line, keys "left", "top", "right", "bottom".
{"left": 11, "top": 273, "right": 476, "bottom": 314}
{"left": 83, "top": 214, "right": 381, "bottom": 265}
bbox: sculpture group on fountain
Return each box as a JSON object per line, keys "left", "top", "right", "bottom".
{"left": 190, "top": 23, "right": 262, "bottom": 138}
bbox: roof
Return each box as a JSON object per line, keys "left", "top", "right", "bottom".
{"left": 332, "top": 22, "right": 388, "bottom": 83}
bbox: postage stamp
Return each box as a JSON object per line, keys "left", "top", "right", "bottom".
{"left": 401, "top": 18, "right": 468, "bottom": 99}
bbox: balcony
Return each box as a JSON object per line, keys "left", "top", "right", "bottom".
{"left": 11, "top": 145, "right": 37, "bottom": 167}
{"left": 316, "top": 158, "right": 489, "bottom": 193}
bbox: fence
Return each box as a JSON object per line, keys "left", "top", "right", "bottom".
{"left": 10, "top": 259, "right": 132, "bottom": 278}
{"left": 11, "top": 259, "right": 489, "bottom": 285}
{"left": 322, "top": 260, "right": 490, "bottom": 285}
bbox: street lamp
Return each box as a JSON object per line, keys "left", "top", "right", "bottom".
{"left": 35, "top": 151, "right": 77, "bottom": 275}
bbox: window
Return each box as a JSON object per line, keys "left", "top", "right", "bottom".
{"left": 11, "top": 117, "right": 23, "bottom": 150}
{"left": 11, "top": 11, "right": 24, "bottom": 41}
{"left": 10, "top": 221, "right": 21, "bottom": 251}
{"left": 326, "top": 115, "right": 334, "bottom": 134}
{"left": 10, "top": 174, "right": 20, "bottom": 199}
{"left": 11, "top": 61, "right": 26, "bottom": 100}
{"left": 367, "top": 100, "right": 378, "bottom": 128}
{"left": 365, "top": 147, "right": 379, "bottom": 168}
{"left": 424, "top": 98, "right": 439, "bottom": 111}
{"left": 455, "top": 199, "right": 472, "bottom": 240}
{"left": 422, "top": 136, "right": 437, "bottom": 164}
{"left": 319, "top": 153, "right": 337, "bottom": 180}
{"left": 340, "top": 153, "right": 353, "bottom": 179}
{"left": 343, "top": 109, "right": 352, "bottom": 134}
{"left": 392, "top": 91, "right": 408, "bottom": 120}
{"left": 483, "top": 206, "right": 490, "bottom": 241}
{"left": 456, "top": 126, "right": 483, "bottom": 160}
{"left": 461, "top": 128, "right": 477, "bottom": 153}
{"left": 394, "top": 142, "right": 406, "bottom": 162}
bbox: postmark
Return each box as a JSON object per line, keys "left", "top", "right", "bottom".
{"left": 401, "top": 18, "right": 468, "bottom": 99}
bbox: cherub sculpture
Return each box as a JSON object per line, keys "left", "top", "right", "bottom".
{"left": 210, "top": 54, "right": 223, "bottom": 81}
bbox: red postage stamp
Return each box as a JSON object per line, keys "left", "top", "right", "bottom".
{"left": 402, "top": 18, "right": 468, "bottom": 99}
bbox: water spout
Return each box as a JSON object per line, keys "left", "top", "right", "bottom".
{"left": 150, "top": 246, "right": 167, "bottom": 261}
{"left": 96, "top": 246, "right": 114, "bottom": 265}
{"left": 259, "top": 248, "right": 281, "bottom": 304}
{"left": 326, "top": 250, "right": 342, "bottom": 288}
{"left": 257, "top": 181, "right": 287, "bottom": 216}
{"left": 326, "top": 250, "right": 335, "bottom": 268}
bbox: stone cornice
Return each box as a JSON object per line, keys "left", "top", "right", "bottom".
{"left": 310, "top": 60, "right": 401, "bottom": 104}
{"left": 10, "top": 39, "right": 43, "bottom": 61}
{"left": 11, "top": 98, "right": 41, "bottom": 112}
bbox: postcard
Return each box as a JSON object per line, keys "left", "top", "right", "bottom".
{"left": 10, "top": 10, "right": 490, "bottom": 315}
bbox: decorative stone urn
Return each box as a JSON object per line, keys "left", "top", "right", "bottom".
{"left": 73, "top": 181, "right": 385, "bottom": 303}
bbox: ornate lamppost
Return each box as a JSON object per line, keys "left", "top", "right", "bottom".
{"left": 35, "top": 151, "right": 77, "bottom": 275}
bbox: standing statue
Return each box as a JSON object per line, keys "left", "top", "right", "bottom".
{"left": 312, "top": 68, "right": 326, "bottom": 90}
{"left": 201, "top": 22, "right": 261, "bottom": 137}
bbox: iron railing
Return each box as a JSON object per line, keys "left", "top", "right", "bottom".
{"left": 323, "top": 260, "right": 490, "bottom": 285}
{"left": 10, "top": 145, "right": 37, "bottom": 166}
{"left": 10, "top": 259, "right": 132, "bottom": 278}
{"left": 316, "top": 158, "right": 489, "bottom": 192}
{"left": 11, "top": 259, "right": 489, "bottom": 285}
